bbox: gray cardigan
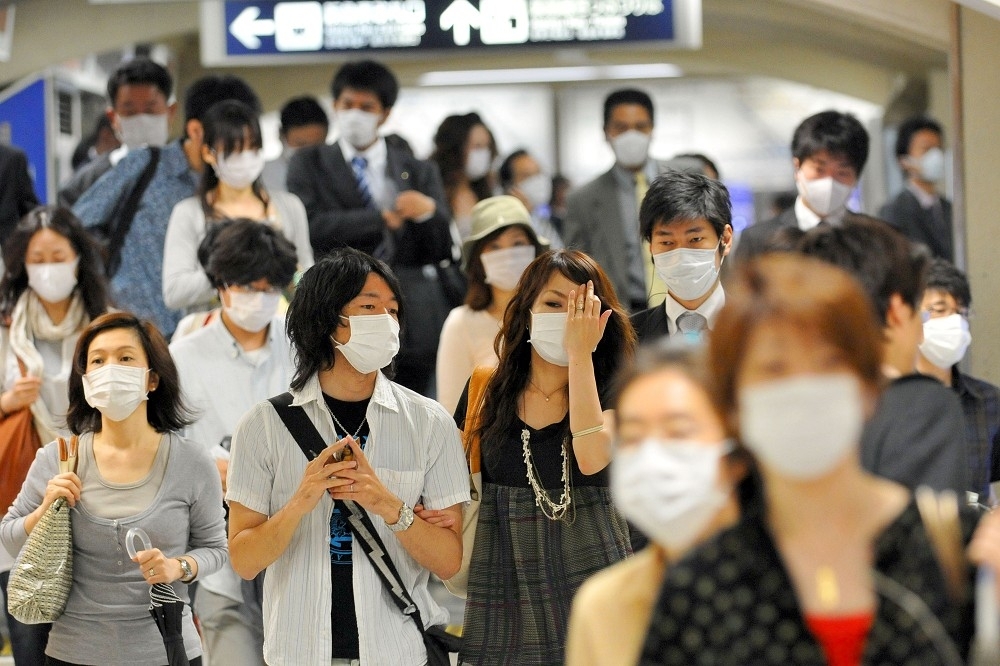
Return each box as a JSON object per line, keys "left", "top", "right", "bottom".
{"left": 0, "top": 432, "right": 227, "bottom": 665}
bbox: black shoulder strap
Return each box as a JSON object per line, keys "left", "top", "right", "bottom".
{"left": 266, "top": 392, "right": 430, "bottom": 633}
{"left": 106, "top": 146, "right": 161, "bottom": 277}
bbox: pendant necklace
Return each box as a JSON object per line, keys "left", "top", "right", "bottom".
{"left": 528, "top": 378, "right": 568, "bottom": 402}
{"left": 521, "top": 392, "right": 573, "bottom": 521}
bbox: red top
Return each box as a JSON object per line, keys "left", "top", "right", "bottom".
{"left": 805, "top": 612, "right": 874, "bottom": 666}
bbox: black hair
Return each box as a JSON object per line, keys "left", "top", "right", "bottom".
{"left": 67, "top": 312, "right": 194, "bottom": 434}
{"left": 796, "top": 217, "right": 929, "bottom": 322}
{"left": 279, "top": 96, "right": 329, "bottom": 134}
{"left": 498, "top": 149, "right": 529, "bottom": 191}
{"left": 674, "top": 152, "right": 720, "bottom": 180}
{"left": 285, "top": 248, "right": 404, "bottom": 391}
{"left": 0, "top": 206, "right": 111, "bottom": 322}
{"left": 198, "top": 100, "right": 268, "bottom": 218}
{"left": 183, "top": 75, "right": 261, "bottom": 126}
{"left": 925, "top": 258, "right": 971, "bottom": 309}
{"left": 430, "top": 112, "right": 497, "bottom": 204}
{"left": 639, "top": 171, "right": 732, "bottom": 243}
{"left": 791, "top": 110, "right": 869, "bottom": 176}
{"left": 72, "top": 116, "right": 116, "bottom": 171}
{"left": 331, "top": 60, "right": 399, "bottom": 109}
{"left": 603, "top": 89, "right": 654, "bottom": 129}
{"left": 894, "top": 116, "right": 944, "bottom": 158}
{"left": 106, "top": 57, "right": 172, "bottom": 106}
{"left": 199, "top": 218, "right": 298, "bottom": 290}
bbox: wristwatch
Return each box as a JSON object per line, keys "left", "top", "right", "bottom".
{"left": 386, "top": 502, "right": 415, "bottom": 533}
{"left": 176, "top": 557, "right": 194, "bottom": 583}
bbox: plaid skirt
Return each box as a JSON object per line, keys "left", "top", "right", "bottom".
{"left": 459, "top": 482, "right": 632, "bottom": 666}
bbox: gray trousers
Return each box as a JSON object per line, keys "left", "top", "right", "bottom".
{"left": 194, "top": 587, "right": 265, "bottom": 666}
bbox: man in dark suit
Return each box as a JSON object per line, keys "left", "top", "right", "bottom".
{"left": 735, "top": 110, "right": 871, "bottom": 264}
{"left": 563, "top": 89, "right": 659, "bottom": 313}
{"left": 0, "top": 144, "right": 39, "bottom": 244}
{"left": 879, "top": 116, "right": 953, "bottom": 262}
{"left": 287, "top": 60, "right": 454, "bottom": 396}
{"left": 798, "top": 218, "right": 968, "bottom": 495}
{"left": 631, "top": 171, "right": 733, "bottom": 343}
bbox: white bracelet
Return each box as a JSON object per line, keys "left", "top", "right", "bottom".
{"left": 572, "top": 424, "right": 604, "bottom": 439}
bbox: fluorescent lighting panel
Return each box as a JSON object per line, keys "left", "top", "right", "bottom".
{"left": 418, "top": 63, "right": 683, "bottom": 86}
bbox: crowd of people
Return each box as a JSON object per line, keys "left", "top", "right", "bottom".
{"left": 0, "top": 53, "right": 996, "bottom": 666}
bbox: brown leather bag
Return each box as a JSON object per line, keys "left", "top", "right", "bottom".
{"left": 0, "top": 359, "right": 42, "bottom": 514}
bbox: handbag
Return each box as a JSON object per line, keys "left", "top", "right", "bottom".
{"left": 7, "top": 436, "right": 78, "bottom": 624}
{"left": 442, "top": 366, "right": 492, "bottom": 598}
{"left": 0, "top": 360, "right": 42, "bottom": 514}
{"left": 268, "top": 393, "right": 461, "bottom": 666}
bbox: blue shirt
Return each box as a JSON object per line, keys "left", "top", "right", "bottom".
{"left": 74, "top": 140, "right": 198, "bottom": 336}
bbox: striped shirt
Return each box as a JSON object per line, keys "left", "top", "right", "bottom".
{"left": 226, "top": 371, "right": 469, "bottom": 666}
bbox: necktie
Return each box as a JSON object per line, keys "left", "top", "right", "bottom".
{"left": 351, "top": 156, "right": 375, "bottom": 209}
{"left": 637, "top": 171, "right": 665, "bottom": 307}
{"left": 676, "top": 311, "right": 708, "bottom": 337}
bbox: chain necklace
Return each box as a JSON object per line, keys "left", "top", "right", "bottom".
{"left": 528, "top": 378, "right": 568, "bottom": 402}
{"left": 325, "top": 402, "right": 367, "bottom": 441}
{"left": 521, "top": 428, "right": 573, "bottom": 521}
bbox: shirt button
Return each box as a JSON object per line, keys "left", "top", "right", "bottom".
{"left": 117, "top": 545, "right": 122, "bottom": 552}
{"left": 112, "top": 520, "right": 118, "bottom": 527}
{"left": 117, "top": 560, "right": 122, "bottom": 566}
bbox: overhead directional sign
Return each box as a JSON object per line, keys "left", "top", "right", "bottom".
{"left": 201, "top": 0, "right": 702, "bottom": 66}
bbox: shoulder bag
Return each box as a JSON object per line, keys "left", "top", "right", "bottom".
{"left": 268, "top": 393, "right": 461, "bottom": 666}
{"left": 0, "top": 358, "right": 43, "bottom": 514}
{"left": 97, "top": 146, "right": 161, "bottom": 277}
{"left": 8, "top": 435, "right": 78, "bottom": 624}
{"left": 442, "top": 366, "right": 492, "bottom": 598}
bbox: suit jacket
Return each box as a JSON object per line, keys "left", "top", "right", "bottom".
{"left": 630, "top": 305, "right": 669, "bottom": 345}
{"left": 0, "top": 145, "right": 39, "bottom": 245}
{"left": 734, "top": 207, "right": 877, "bottom": 266}
{"left": 286, "top": 141, "right": 452, "bottom": 266}
{"left": 563, "top": 168, "right": 637, "bottom": 308}
{"left": 879, "top": 189, "right": 954, "bottom": 262}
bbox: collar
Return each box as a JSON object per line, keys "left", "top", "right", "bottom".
{"left": 611, "top": 160, "right": 657, "bottom": 189}
{"left": 951, "top": 366, "right": 985, "bottom": 401}
{"left": 794, "top": 196, "right": 847, "bottom": 231}
{"left": 206, "top": 312, "right": 279, "bottom": 359}
{"left": 109, "top": 144, "right": 130, "bottom": 167}
{"left": 906, "top": 181, "right": 940, "bottom": 210}
{"left": 663, "top": 283, "right": 726, "bottom": 334}
{"left": 339, "top": 136, "right": 387, "bottom": 167}
{"left": 291, "top": 369, "right": 399, "bottom": 414}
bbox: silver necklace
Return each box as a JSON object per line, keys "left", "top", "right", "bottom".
{"left": 326, "top": 402, "right": 367, "bottom": 440}
{"left": 521, "top": 428, "right": 573, "bottom": 521}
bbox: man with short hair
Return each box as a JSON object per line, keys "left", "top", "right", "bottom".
{"left": 798, "top": 218, "right": 968, "bottom": 494}
{"left": 563, "top": 88, "right": 659, "bottom": 312}
{"left": 916, "top": 258, "right": 999, "bottom": 504}
{"left": 498, "top": 149, "right": 563, "bottom": 248}
{"left": 59, "top": 57, "right": 176, "bottom": 207}
{"left": 226, "top": 248, "right": 468, "bottom": 666}
{"left": 736, "top": 110, "right": 873, "bottom": 264}
{"left": 630, "top": 171, "right": 733, "bottom": 343}
{"left": 261, "top": 95, "right": 329, "bottom": 193}
{"left": 879, "top": 116, "right": 954, "bottom": 261}
{"left": 287, "top": 60, "right": 455, "bottom": 395}
{"left": 74, "top": 74, "right": 261, "bottom": 338}
{"left": 170, "top": 219, "right": 299, "bottom": 666}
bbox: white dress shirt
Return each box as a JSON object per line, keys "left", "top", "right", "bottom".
{"left": 663, "top": 284, "right": 726, "bottom": 336}
{"left": 339, "top": 137, "right": 392, "bottom": 210}
{"left": 226, "top": 371, "right": 470, "bottom": 666}
{"left": 794, "top": 195, "right": 847, "bottom": 231}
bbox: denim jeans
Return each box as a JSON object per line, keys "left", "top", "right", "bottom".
{"left": 0, "top": 569, "right": 52, "bottom": 666}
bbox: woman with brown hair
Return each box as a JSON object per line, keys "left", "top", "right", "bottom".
{"left": 639, "top": 253, "right": 1000, "bottom": 665}
{"left": 454, "top": 249, "right": 636, "bottom": 665}
{"left": 435, "top": 195, "right": 548, "bottom": 414}
{"left": 429, "top": 112, "right": 498, "bottom": 238}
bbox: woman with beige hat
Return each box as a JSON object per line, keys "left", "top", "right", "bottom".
{"left": 435, "top": 195, "right": 548, "bottom": 415}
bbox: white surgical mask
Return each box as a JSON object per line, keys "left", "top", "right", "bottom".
{"left": 212, "top": 149, "right": 265, "bottom": 189}
{"left": 337, "top": 109, "right": 380, "bottom": 150}
{"left": 529, "top": 312, "right": 569, "bottom": 367}
{"left": 610, "top": 130, "right": 651, "bottom": 169}
{"left": 517, "top": 173, "right": 552, "bottom": 209}
{"left": 334, "top": 314, "right": 400, "bottom": 374}
{"left": 27, "top": 258, "right": 79, "bottom": 303}
{"left": 117, "top": 113, "right": 169, "bottom": 149}
{"left": 83, "top": 364, "right": 150, "bottom": 422}
{"left": 223, "top": 290, "right": 281, "bottom": 334}
{"left": 915, "top": 147, "right": 946, "bottom": 183}
{"left": 920, "top": 313, "right": 971, "bottom": 369}
{"left": 653, "top": 245, "right": 723, "bottom": 302}
{"left": 465, "top": 148, "right": 492, "bottom": 181}
{"left": 481, "top": 245, "right": 535, "bottom": 292}
{"left": 796, "top": 174, "right": 854, "bottom": 218}
{"left": 612, "top": 439, "right": 732, "bottom": 550}
{"left": 739, "top": 374, "right": 863, "bottom": 479}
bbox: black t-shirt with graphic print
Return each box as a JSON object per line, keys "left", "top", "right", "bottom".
{"left": 323, "top": 393, "right": 370, "bottom": 660}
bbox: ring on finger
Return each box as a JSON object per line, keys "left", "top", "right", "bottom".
{"left": 149, "top": 568, "right": 154, "bottom": 577}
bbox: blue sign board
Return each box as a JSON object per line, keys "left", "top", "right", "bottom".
{"left": 203, "top": 0, "right": 701, "bottom": 65}
{"left": 0, "top": 77, "right": 50, "bottom": 203}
